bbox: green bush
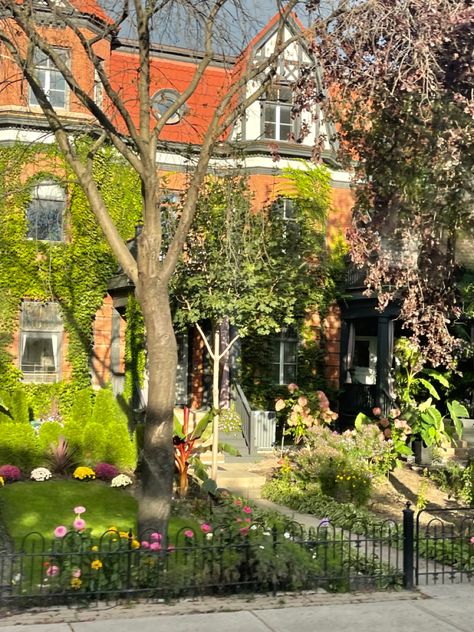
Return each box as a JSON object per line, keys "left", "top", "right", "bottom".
{"left": 70, "top": 387, "right": 93, "bottom": 427}
{"left": 92, "top": 387, "right": 128, "bottom": 427}
{"left": 0, "top": 421, "right": 40, "bottom": 472}
{"left": 37, "top": 421, "right": 63, "bottom": 458}
{"left": 82, "top": 421, "right": 107, "bottom": 464}
{"left": 104, "top": 421, "right": 136, "bottom": 471}
{"left": 10, "top": 389, "right": 30, "bottom": 424}
{"left": 62, "top": 419, "right": 86, "bottom": 461}
{"left": 318, "top": 461, "right": 372, "bottom": 506}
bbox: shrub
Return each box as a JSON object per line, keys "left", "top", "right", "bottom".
{"left": 46, "top": 436, "right": 78, "bottom": 475}
{"left": 9, "top": 389, "right": 30, "bottom": 424}
{"left": 37, "top": 421, "right": 63, "bottom": 457}
{"left": 95, "top": 462, "right": 119, "bottom": 481}
{"left": 70, "top": 388, "right": 93, "bottom": 427}
{"left": 91, "top": 387, "right": 128, "bottom": 427}
{"left": 104, "top": 422, "right": 136, "bottom": 470}
{"left": 0, "top": 421, "right": 39, "bottom": 471}
{"left": 30, "top": 467, "right": 52, "bottom": 481}
{"left": 318, "top": 462, "right": 372, "bottom": 506}
{"left": 0, "top": 464, "right": 21, "bottom": 482}
{"left": 82, "top": 422, "right": 107, "bottom": 464}
{"left": 62, "top": 419, "right": 86, "bottom": 462}
{"left": 73, "top": 466, "right": 96, "bottom": 481}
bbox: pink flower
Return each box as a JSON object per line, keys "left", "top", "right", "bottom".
{"left": 150, "top": 532, "right": 162, "bottom": 541}
{"left": 141, "top": 541, "right": 150, "bottom": 549}
{"left": 167, "top": 544, "right": 176, "bottom": 551}
{"left": 149, "top": 542, "right": 161, "bottom": 551}
{"left": 470, "top": 536, "right": 474, "bottom": 544}
{"left": 288, "top": 383, "right": 298, "bottom": 394}
{"left": 243, "top": 506, "right": 252, "bottom": 514}
{"left": 245, "top": 517, "right": 251, "bottom": 523}
{"left": 184, "top": 529, "right": 194, "bottom": 538}
{"left": 71, "top": 568, "right": 81, "bottom": 578}
{"left": 372, "top": 407, "right": 382, "bottom": 416}
{"left": 54, "top": 525, "right": 68, "bottom": 538}
{"left": 234, "top": 499, "right": 242, "bottom": 506}
{"left": 200, "top": 523, "right": 212, "bottom": 533}
{"left": 73, "top": 518, "right": 86, "bottom": 531}
{"left": 275, "top": 398, "right": 286, "bottom": 412}
{"left": 74, "top": 506, "right": 86, "bottom": 515}
{"left": 239, "top": 527, "right": 249, "bottom": 535}
{"left": 297, "top": 396, "right": 308, "bottom": 407}
{"left": 317, "top": 391, "right": 330, "bottom": 410}
{"left": 46, "top": 565, "right": 60, "bottom": 577}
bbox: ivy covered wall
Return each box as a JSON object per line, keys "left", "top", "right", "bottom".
{"left": 0, "top": 141, "right": 142, "bottom": 419}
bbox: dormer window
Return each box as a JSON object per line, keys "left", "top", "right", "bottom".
{"left": 29, "top": 49, "right": 69, "bottom": 109}
{"left": 262, "top": 83, "right": 293, "bottom": 141}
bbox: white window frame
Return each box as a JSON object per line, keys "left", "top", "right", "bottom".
{"left": 19, "top": 301, "right": 63, "bottom": 384}
{"left": 271, "top": 328, "right": 298, "bottom": 385}
{"left": 262, "top": 84, "right": 293, "bottom": 142}
{"left": 29, "top": 48, "right": 69, "bottom": 109}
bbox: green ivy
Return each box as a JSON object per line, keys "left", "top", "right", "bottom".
{"left": 0, "top": 141, "right": 142, "bottom": 417}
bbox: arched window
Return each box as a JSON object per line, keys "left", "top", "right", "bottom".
{"left": 26, "top": 182, "right": 65, "bottom": 242}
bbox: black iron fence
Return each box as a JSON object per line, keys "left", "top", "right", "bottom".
{"left": 1, "top": 505, "right": 473, "bottom": 607}
{"left": 0, "top": 520, "right": 402, "bottom": 607}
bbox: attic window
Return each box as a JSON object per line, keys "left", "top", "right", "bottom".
{"left": 151, "top": 89, "right": 185, "bottom": 125}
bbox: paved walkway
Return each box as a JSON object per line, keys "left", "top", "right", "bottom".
{"left": 0, "top": 585, "right": 473, "bottom": 631}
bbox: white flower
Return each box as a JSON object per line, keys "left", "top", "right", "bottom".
{"left": 250, "top": 525, "right": 257, "bottom": 531}
{"left": 283, "top": 532, "right": 291, "bottom": 539}
{"left": 30, "top": 467, "right": 52, "bottom": 482}
{"left": 206, "top": 532, "right": 213, "bottom": 540}
{"left": 111, "top": 474, "right": 133, "bottom": 488}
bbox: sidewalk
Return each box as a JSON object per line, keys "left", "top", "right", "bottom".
{"left": 0, "top": 585, "right": 473, "bottom": 632}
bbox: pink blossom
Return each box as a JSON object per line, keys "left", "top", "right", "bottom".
{"left": 275, "top": 398, "right": 286, "bottom": 412}
{"left": 245, "top": 517, "right": 251, "bottom": 523}
{"left": 470, "top": 536, "right": 474, "bottom": 544}
{"left": 150, "top": 532, "right": 162, "bottom": 541}
{"left": 239, "top": 527, "right": 249, "bottom": 535}
{"left": 287, "top": 383, "right": 298, "bottom": 394}
{"left": 149, "top": 542, "right": 161, "bottom": 551}
{"left": 71, "top": 568, "right": 81, "bottom": 578}
{"left": 297, "top": 396, "right": 308, "bottom": 407}
{"left": 234, "top": 499, "right": 242, "bottom": 506}
{"left": 184, "top": 529, "right": 194, "bottom": 538}
{"left": 141, "top": 541, "right": 150, "bottom": 549}
{"left": 372, "top": 407, "right": 382, "bottom": 416}
{"left": 73, "top": 518, "right": 86, "bottom": 531}
{"left": 317, "top": 391, "right": 330, "bottom": 410}
{"left": 74, "top": 506, "right": 86, "bottom": 515}
{"left": 200, "top": 523, "right": 212, "bottom": 533}
{"left": 54, "top": 525, "right": 68, "bottom": 538}
{"left": 243, "top": 506, "right": 252, "bottom": 514}
{"left": 46, "top": 565, "right": 60, "bottom": 577}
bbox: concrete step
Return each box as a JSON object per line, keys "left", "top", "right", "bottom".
{"left": 215, "top": 462, "right": 267, "bottom": 499}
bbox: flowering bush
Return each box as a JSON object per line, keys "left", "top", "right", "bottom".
{"left": 30, "top": 467, "right": 52, "bottom": 482}
{"left": 275, "top": 385, "right": 338, "bottom": 444}
{"left": 111, "top": 474, "right": 133, "bottom": 488}
{"left": 72, "top": 466, "right": 96, "bottom": 481}
{"left": 0, "top": 464, "right": 21, "bottom": 482}
{"left": 355, "top": 407, "right": 413, "bottom": 463}
{"left": 94, "top": 462, "right": 119, "bottom": 481}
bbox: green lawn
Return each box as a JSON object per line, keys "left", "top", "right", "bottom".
{"left": 0, "top": 479, "right": 195, "bottom": 548}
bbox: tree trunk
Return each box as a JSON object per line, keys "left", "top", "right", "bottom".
{"left": 136, "top": 279, "right": 177, "bottom": 537}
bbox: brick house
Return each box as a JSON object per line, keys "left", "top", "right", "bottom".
{"left": 0, "top": 1, "right": 355, "bottom": 421}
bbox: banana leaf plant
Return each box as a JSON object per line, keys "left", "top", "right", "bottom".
{"left": 173, "top": 406, "right": 240, "bottom": 497}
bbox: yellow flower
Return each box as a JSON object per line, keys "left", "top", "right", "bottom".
{"left": 91, "top": 545, "right": 98, "bottom": 552}
{"left": 119, "top": 531, "right": 129, "bottom": 539}
{"left": 132, "top": 539, "right": 140, "bottom": 549}
{"left": 0, "top": 476, "right": 4, "bottom": 486}
{"left": 91, "top": 559, "right": 103, "bottom": 570}
{"left": 73, "top": 466, "right": 96, "bottom": 480}
{"left": 71, "top": 577, "right": 82, "bottom": 589}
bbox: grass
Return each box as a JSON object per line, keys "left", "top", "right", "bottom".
{"left": 0, "top": 479, "right": 196, "bottom": 549}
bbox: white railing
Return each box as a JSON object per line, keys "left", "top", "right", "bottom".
{"left": 233, "top": 384, "right": 276, "bottom": 454}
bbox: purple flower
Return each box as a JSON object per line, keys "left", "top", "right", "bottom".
{"left": 74, "top": 506, "right": 86, "bottom": 515}
{"left": 319, "top": 517, "right": 330, "bottom": 528}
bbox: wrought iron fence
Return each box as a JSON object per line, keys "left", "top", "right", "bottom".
{"left": 415, "top": 506, "right": 474, "bottom": 585}
{"left": 0, "top": 520, "right": 403, "bottom": 607}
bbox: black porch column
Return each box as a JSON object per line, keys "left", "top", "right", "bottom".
{"left": 376, "top": 316, "right": 392, "bottom": 415}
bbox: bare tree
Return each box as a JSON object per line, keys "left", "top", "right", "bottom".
{"left": 0, "top": 0, "right": 312, "bottom": 533}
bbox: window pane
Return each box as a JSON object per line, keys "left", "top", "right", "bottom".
{"left": 27, "top": 198, "right": 63, "bottom": 241}
{"left": 49, "top": 90, "right": 66, "bottom": 109}
{"left": 280, "top": 106, "right": 291, "bottom": 125}
{"left": 264, "top": 104, "right": 276, "bottom": 123}
{"left": 283, "top": 341, "right": 297, "bottom": 364}
{"left": 21, "top": 336, "right": 56, "bottom": 373}
{"left": 283, "top": 364, "right": 296, "bottom": 384}
{"left": 270, "top": 363, "right": 281, "bottom": 384}
{"left": 264, "top": 122, "right": 276, "bottom": 139}
{"left": 354, "top": 340, "right": 370, "bottom": 367}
